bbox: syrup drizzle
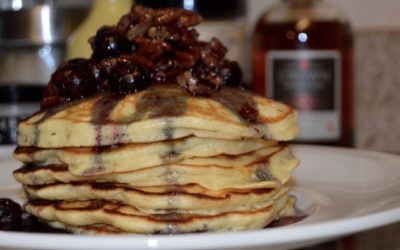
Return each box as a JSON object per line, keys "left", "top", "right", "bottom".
{"left": 129, "top": 87, "right": 189, "bottom": 166}
{"left": 87, "top": 93, "right": 124, "bottom": 175}
{"left": 211, "top": 87, "right": 260, "bottom": 124}
{"left": 23, "top": 84, "right": 260, "bottom": 151}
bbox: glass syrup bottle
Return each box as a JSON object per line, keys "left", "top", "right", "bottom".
{"left": 252, "top": 0, "right": 354, "bottom": 147}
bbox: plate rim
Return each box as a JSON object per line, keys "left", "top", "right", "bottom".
{"left": 1, "top": 145, "right": 400, "bottom": 250}
{"left": 1, "top": 207, "right": 400, "bottom": 250}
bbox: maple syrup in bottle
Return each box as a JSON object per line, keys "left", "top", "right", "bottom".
{"left": 252, "top": 0, "right": 354, "bottom": 147}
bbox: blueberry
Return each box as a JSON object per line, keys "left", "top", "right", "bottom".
{"left": 50, "top": 59, "right": 97, "bottom": 100}
{"left": 221, "top": 61, "right": 243, "bottom": 87}
{"left": 0, "top": 198, "right": 22, "bottom": 231}
{"left": 109, "top": 63, "right": 149, "bottom": 94}
{"left": 91, "top": 26, "right": 130, "bottom": 60}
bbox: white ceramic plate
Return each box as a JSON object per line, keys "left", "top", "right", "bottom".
{"left": 1, "top": 145, "right": 400, "bottom": 250}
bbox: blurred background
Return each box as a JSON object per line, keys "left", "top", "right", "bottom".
{"left": 0, "top": 1, "right": 399, "bottom": 248}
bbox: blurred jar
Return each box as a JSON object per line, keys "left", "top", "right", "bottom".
{"left": 252, "top": 0, "right": 354, "bottom": 147}
{"left": 136, "top": 0, "right": 247, "bottom": 81}
{"left": 66, "top": 0, "right": 132, "bottom": 60}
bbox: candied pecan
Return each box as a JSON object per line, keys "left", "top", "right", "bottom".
{"left": 119, "top": 54, "right": 155, "bottom": 69}
{"left": 178, "top": 10, "right": 203, "bottom": 27}
{"left": 153, "top": 68, "right": 181, "bottom": 83}
{"left": 210, "top": 37, "right": 227, "bottom": 58}
{"left": 135, "top": 37, "right": 172, "bottom": 60}
{"left": 153, "top": 8, "right": 180, "bottom": 25}
{"left": 174, "top": 48, "right": 200, "bottom": 68}
{"left": 126, "top": 22, "right": 151, "bottom": 41}
{"left": 117, "top": 14, "right": 137, "bottom": 33}
{"left": 147, "top": 26, "right": 170, "bottom": 39}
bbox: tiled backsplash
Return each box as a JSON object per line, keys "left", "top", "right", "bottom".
{"left": 355, "top": 30, "right": 400, "bottom": 154}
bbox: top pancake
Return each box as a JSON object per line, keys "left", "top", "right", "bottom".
{"left": 17, "top": 84, "right": 298, "bottom": 148}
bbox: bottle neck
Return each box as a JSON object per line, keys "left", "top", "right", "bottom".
{"left": 263, "top": 0, "right": 348, "bottom": 24}
{"left": 282, "top": 0, "right": 322, "bottom": 10}
{"left": 282, "top": 0, "right": 321, "bottom": 4}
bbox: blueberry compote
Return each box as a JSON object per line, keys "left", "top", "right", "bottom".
{"left": 0, "top": 199, "right": 68, "bottom": 233}
{"left": 41, "top": 5, "right": 244, "bottom": 109}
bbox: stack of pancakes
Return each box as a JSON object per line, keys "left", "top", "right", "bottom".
{"left": 13, "top": 84, "right": 299, "bottom": 234}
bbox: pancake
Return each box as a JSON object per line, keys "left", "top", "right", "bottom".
{"left": 25, "top": 183, "right": 287, "bottom": 214}
{"left": 45, "top": 194, "right": 298, "bottom": 235}
{"left": 14, "top": 137, "right": 277, "bottom": 176}
{"left": 14, "top": 145, "right": 298, "bottom": 190}
{"left": 49, "top": 221, "right": 125, "bottom": 234}
{"left": 12, "top": 4, "right": 301, "bottom": 235}
{"left": 17, "top": 84, "right": 298, "bottom": 148}
{"left": 25, "top": 188, "right": 293, "bottom": 234}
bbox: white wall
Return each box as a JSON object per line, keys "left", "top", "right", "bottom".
{"left": 247, "top": 0, "right": 400, "bottom": 31}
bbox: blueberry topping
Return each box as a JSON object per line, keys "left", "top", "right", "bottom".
{"left": 109, "top": 63, "right": 149, "bottom": 94}
{"left": 91, "top": 26, "right": 131, "bottom": 60}
{"left": 42, "top": 5, "right": 244, "bottom": 108}
{"left": 0, "top": 198, "right": 22, "bottom": 231}
{"left": 221, "top": 61, "right": 243, "bottom": 87}
{"left": 50, "top": 59, "right": 97, "bottom": 100}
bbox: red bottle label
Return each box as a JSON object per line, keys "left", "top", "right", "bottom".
{"left": 267, "top": 50, "right": 341, "bottom": 141}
